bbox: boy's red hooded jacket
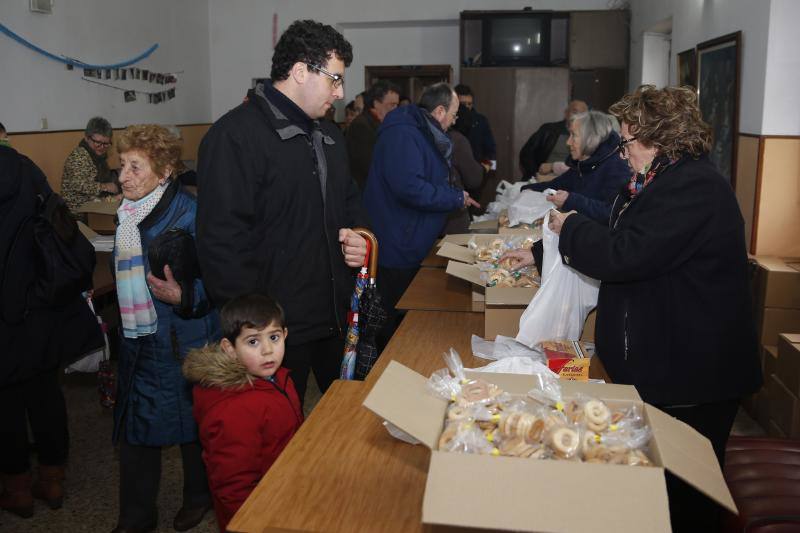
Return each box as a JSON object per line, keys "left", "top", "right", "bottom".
{"left": 183, "top": 344, "right": 303, "bottom": 532}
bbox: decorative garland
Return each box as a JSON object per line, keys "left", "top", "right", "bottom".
{"left": 1, "top": 21, "right": 177, "bottom": 104}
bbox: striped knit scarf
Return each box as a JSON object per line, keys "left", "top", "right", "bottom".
{"left": 115, "top": 184, "right": 167, "bottom": 338}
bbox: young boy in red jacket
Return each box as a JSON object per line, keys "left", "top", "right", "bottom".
{"left": 183, "top": 294, "right": 303, "bottom": 532}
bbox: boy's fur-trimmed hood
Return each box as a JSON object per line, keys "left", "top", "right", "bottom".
{"left": 183, "top": 343, "right": 254, "bottom": 389}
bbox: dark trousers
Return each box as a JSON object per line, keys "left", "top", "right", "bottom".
{"left": 376, "top": 266, "right": 420, "bottom": 352}
{"left": 657, "top": 399, "right": 740, "bottom": 533}
{"left": 0, "top": 370, "right": 69, "bottom": 474}
{"left": 282, "top": 335, "right": 345, "bottom": 407}
{"left": 118, "top": 439, "right": 210, "bottom": 529}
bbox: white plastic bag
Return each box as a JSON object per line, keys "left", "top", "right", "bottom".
{"left": 507, "top": 190, "right": 552, "bottom": 227}
{"left": 470, "top": 334, "right": 546, "bottom": 363}
{"left": 516, "top": 211, "right": 600, "bottom": 348}
{"left": 468, "top": 356, "right": 555, "bottom": 377}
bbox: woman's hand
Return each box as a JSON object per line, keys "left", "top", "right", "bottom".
{"left": 546, "top": 190, "right": 569, "bottom": 209}
{"left": 547, "top": 210, "right": 575, "bottom": 235}
{"left": 146, "top": 265, "right": 182, "bottom": 305}
{"left": 499, "top": 248, "right": 535, "bottom": 271}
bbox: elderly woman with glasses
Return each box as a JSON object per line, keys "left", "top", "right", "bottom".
{"left": 61, "top": 116, "right": 120, "bottom": 212}
{"left": 110, "top": 124, "right": 218, "bottom": 532}
{"left": 521, "top": 109, "right": 630, "bottom": 222}
{"left": 516, "top": 85, "right": 761, "bottom": 532}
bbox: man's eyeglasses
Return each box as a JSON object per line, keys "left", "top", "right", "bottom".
{"left": 88, "top": 136, "right": 112, "bottom": 148}
{"left": 306, "top": 63, "right": 344, "bottom": 89}
{"left": 619, "top": 136, "right": 637, "bottom": 152}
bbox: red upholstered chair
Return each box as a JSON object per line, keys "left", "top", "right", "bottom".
{"left": 723, "top": 437, "right": 800, "bottom": 532}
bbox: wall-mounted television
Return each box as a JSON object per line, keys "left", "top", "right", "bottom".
{"left": 461, "top": 11, "right": 569, "bottom": 67}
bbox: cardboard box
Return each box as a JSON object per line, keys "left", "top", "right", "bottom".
{"left": 76, "top": 200, "right": 119, "bottom": 233}
{"left": 437, "top": 234, "right": 474, "bottom": 247}
{"left": 753, "top": 256, "right": 800, "bottom": 309}
{"left": 758, "top": 308, "right": 800, "bottom": 346}
{"left": 763, "top": 345, "right": 779, "bottom": 386}
{"left": 445, "top": 261, "right": 537, "bottom": 336}
{"left": 468, "top": 219, "right": 499, "bottom": 232}
{"left": 766, "top": 373, "right": 800, "bottom": 438}
{"left": 777, "top": 333, "right": 800, "bottom": 397}
{"left": 541, "top": 340, "right": 595, "bottom": 380}
{"left": 363, "top": 361, "right": 737, "bottom": 533}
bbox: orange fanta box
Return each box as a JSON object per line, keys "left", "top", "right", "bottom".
{"left": 540, "top": 340, "right": 595, "bottom": 381}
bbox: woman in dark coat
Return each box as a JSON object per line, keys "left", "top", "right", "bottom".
{"left": 111, "top": 125, "right": 218, "bottom": 532}
{"left": 508, "top": 85, "right": 761, "bottom": 532}
{"left": 521, "top": 110, "right": 630, "bottom": 223}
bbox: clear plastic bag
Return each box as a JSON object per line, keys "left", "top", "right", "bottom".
{"left": 516, "top": 211, "right": 600, "bottom": 349}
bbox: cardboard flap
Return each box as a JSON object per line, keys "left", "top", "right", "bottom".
{"left": 755, "top": 256, "right": 800, "bottom": 273}
{"left": 423, "top": 451, "right": 671, "bottom": 532}
{"left": 645, "top": 405, "right": 738, "bottom": 514}
{"left": 469, "top": 219, "right": 499, "bottom": 231}
{"left": 362, "top": 361, "right": 447, "bottom": 450}
{"left": 77, "top": 221, "right": 98, "bottom": 241}
{"left": 436, "top": 242, "right": 476, "bottom": 264}
{"left": 485, "top": 286, "right": 537, "bottom": 306}
{"left": 438, "top": 234, "right": 474, "bottom": 247}
{"left": 445, "top": 260, "right": 483, "bottom": 287}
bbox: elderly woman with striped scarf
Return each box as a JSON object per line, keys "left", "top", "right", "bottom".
{"left": 111, "top": 124, "right": 218, "bottom": 533}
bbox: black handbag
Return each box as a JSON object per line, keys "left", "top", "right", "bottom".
{"left": 148, "top": 228, "right": 201, "bottom": 318}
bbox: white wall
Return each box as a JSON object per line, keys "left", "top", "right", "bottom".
{"left": 341, "top": 22, "right": 460, "bottom": 104}
{"left": 762, "top": 0, "right": 800, "bottom": 135}
{"left": 0, "top": 0, "right": 211, "bottom": 132}
{"left": 641, "top": 32, "right": 671, "bottom": 88}
{"left": 208, "top": 0, "right": 615, "bottom": 120}
{"left": 629, "top": 0, "right": 771, "bottom": 134}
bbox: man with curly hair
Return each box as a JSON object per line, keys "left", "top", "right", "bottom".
{"left": 197, "top": 20, "right": 368, "bottom": 406}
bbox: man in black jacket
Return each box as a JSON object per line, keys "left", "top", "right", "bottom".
{"left": 345, "top": 80, "right": 400, "bottom": 189}
{"left": 196, "top": 20, "right": 367, "bottom": 404}
{"left": 519, "top": 99, "right": 587, "bottom": 178}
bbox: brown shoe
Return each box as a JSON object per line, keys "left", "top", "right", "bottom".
{"left": 0, "top": 471, "right": 34, "bottom": 518}
{"left": 32, "top": 465, "right": 65, "bottom": 510}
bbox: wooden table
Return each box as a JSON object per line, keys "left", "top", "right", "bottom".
{"left": 365, "top": 310, "right": 484, "bottom": 387}
{"left": 396, "top": 267, "right": 475, "bottom": 313}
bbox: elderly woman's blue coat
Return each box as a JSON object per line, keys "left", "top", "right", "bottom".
{"left": 112, "top": 180, "right": 219, "bottom": 446}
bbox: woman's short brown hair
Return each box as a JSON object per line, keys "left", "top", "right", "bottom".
{"left": 116, "top": 124, "right": 182, "bottom": 179}
{"left": 609, "top": 85, "right": 712, "bottom": 159}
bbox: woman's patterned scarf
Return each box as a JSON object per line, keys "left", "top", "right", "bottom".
{"left": 627, "top": 154, "right": 677, "bottom": 198}
{"left": 115, "top": 184, "right": 167, "bottom": 338}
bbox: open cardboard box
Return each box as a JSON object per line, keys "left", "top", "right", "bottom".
{"left": 363, "top": 360, "right": 737, "bottom": 533}
{"left": 445, "top": 260, "right": 536, "bottom": 337}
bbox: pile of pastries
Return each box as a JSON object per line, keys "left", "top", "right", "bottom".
{"left": 470, "top": 237, "right": 539, "bottom": 288}
{"left": 436, "top": 377, "right": 654, "bottom": 466}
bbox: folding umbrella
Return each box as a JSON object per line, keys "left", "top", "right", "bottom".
{"left": 340, "top": 228, "right": 386, "bottom": 380}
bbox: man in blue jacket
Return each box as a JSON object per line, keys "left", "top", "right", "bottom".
{"left": 363, "top": 83, "right": 478, "bottom": 344}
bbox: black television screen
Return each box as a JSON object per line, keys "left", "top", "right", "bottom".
{"left": 485, "top": 15, "right": 551, "bottom": 65}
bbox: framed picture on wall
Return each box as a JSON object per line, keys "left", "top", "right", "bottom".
{"left": 677, "top": 48, "right": 696, "bottom": 89}
{"left": 696, "top": 31, "right": 741, "bottom": 188}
